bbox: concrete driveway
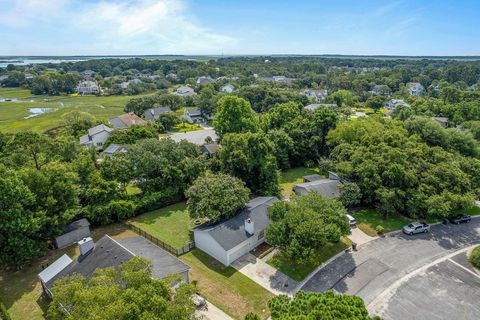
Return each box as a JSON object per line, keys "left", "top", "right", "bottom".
{"left": 231, "top": 253, "right": 298, "bottom": 295}
{"left": 300, "top": 218, "right": 480, "bottom": 319}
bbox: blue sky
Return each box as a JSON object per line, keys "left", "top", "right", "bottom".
{"left": 0, "top": 0, "right": 479, "bottom": 56}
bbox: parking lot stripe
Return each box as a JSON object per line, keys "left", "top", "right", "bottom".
{"left": 447, "top": 258, "right": 480, "bottom": 280}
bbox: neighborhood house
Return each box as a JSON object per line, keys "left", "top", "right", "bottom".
{"left": 109, "top": 112, "right": 147, "bottom": 129}
{"left": 38, "top": 235, "right": 191, "bottom": 298}
{"left": 174, "top": 86, "right": 196, "bottom": 96}
{"left": 293, "top": 172, "right": 343, "bottom": 199}
{"left": 76, "top": 80, "right": 100, "bottom": 95}
{"left": 54, "top": 218, "right": 91, "bottom": 249}
{"left": 144, "top": 107, "right": 172, "bottom": 120}
{"left": 193, "top": 197, "right": 278, "bottom": 266}
{"left": 79, "top": 124, "right": 113, "bottom": 150}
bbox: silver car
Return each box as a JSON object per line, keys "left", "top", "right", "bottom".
{"left": 403, "top": 222, "right": 430, "bottom": 235}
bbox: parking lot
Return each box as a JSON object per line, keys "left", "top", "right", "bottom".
{"left": 300, "top": 218, "right": 480, "bottom": 320}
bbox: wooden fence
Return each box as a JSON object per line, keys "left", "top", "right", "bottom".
{"left": 125, "top": 222, "right": 195, "bottom": 256}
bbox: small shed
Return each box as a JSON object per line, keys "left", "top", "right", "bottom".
{"left": 55, "top": 219, "right": 91, "bottom": 249}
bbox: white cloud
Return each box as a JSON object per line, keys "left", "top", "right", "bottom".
{"left": 0, "top": 0, "right": 236, "bottom": 54}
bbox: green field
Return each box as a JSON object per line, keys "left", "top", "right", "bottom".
{"left": 181, "top": 249, "right": 274, "bottom": 319}
{"left": 267, "top": 237, "right": 352, "bottom": 281}
{"left": 279, "top": 166, "right": 320, "bottom": 197}
{"left": 0, "top": 88, "right": 154, "bottom": 133}
{"left": 353, "top": 208, "right": 411, "bottom": 236}
{"left": 130, "top": 202, "right": 193, "bottom": 248}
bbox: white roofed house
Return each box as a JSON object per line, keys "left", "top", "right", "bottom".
{"left": 193, "top": 197, "right": 278, "bottom": 266}
{"left": 76, "top": 80, "right": 100, "bottom": 95}
{"left": 174, "top": 85, "right": 196, "bottom": 96}
{"left": 221, "top": 84, "right": 235, "bottom": 93}
{"left": 79, "top": 124, "right": 113, "bottom": 150}
{"left": 406, "top": 82, "right": 424, "bottom": 97}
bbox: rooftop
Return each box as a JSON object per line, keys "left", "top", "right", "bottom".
{"left": 194, "top": 197, "right": 278, "bottom": 251}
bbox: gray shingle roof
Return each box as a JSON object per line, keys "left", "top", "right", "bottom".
{"left": 64, "top": 218, "right": 90, "bottom": 233}
{"left": 118, "top": 236, "right": 190, "bottom": 279}
{"left": 88, "top": 124, "right": 113, "bottom": 136}
{"left": 45, "top": 235, "right": 134, "bottom": 289}
{"left": 293, "top": 179, "right": 342, "bottom": 198}
{"left": 194, "top": 197, "right": 278, "bottom": 251}
{"left": 102, "top": 144, "right": 127, "bottom": 155}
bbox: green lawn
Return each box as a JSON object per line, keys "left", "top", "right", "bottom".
{"left": 0, "top": 88, "right": 35, "bottom": 99}
{"left": 170, "top": 122, "right": 202, "bottom": 133}
{"left": 267, "top": 237, "right": 352, "bottom": 281}
{"left": 0, "top": 88, "right": 154, "bottom": 133}
{"left": 279, "top": 167, "right": 319, "bottom": 197}
{"left": 353, "top": 208, "right": 412, "bottom": 237}
{"left": 0, "top": 223, "right": 135, "bottom": 320}
{"left": 181, "top": 249, "right": 274, "bottom": 319}
{"left": 130, "top": 202, "right": 193, "bottom": 248}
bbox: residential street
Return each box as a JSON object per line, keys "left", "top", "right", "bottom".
{"left": 300, "top": 218, "right": 480, "bottom": 319}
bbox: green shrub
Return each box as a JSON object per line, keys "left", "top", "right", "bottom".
{"left": 470, "top": 246, "right": 480, "bottom": 269}
{"left": 375, "top": 225, "right": 385, "bottom": 235}
{"left": 135, "top": 189, "right": 183, "bottom": 214}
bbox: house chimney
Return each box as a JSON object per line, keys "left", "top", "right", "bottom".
{"left": 78, "top": 237, "right": 94, "bottom": 256}
{"left": 245, "top": 218, "right": 254, "bottom": 235}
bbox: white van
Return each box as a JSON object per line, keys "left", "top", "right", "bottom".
{"left": 346, "top": 214, "right": 357, "bottom": 227}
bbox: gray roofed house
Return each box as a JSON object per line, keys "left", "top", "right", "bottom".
{"left": 386, "top": 99, "right": 411, "bottom": 111}
{"left": 303, "top": 174, "right": 322, "bottom": 182}
{"left": 55, "top": 218, "right": 91, "bottom": 249}
{"left": 79, "top": 124, "right": 113, "bottom": 150}
{"left": 201, "top": 142, "right": 220, "bottom": 156}
{"left": 293, "top": 173, "right": 343, "bottom": 198}
{"left": 102, "top": 144, "right": 127, "bottom": 157}
{"left": 144, "top": 107, "right": 172, "bottom": 120}
{"left": 39, "top": 235, "right": 190, "bottom": 298}
{"left": 196, "top": 76, "right": 214, "bottom": 86}
{"left": 304, "top": 103, "right": 337, "bottom": 111}
{"left": 169, "top": 128, "right": 219, "bottom": 146}
{"left": 193, "top": 197, "right": 278, "bottom": 266}
{"left": 118, "top": 236, "right": 190, "bottom": 281}
{"left": 184, "top": 108, "right": 208, "bottom": 124}
{"left": 432, "top": 116, "right": 449, "bottom": 127}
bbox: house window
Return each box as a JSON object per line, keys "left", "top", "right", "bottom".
{"left": 258, "top": 230, "right": 264, "bottom": 240}
{"left": 96, "top": 142, "right": 103, "bottom": 147}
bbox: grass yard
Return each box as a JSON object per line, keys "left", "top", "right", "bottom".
{"left": 181, "top": 249, "right": 274, "bottom": 320}
{"left": 0, "top": 88, "right": 154, "bottom": 133}
{"left": 170, "top": 121, "right": 202, "bottom": 133}
{"left": 267, "top": 237, "right": 352, "bottom": 281}
{"left": 130, "top": 202, "right": 193, "bottom": 248}
{"left": 0, "top": 223, "right": 135, "bottom": 320}
{"left": 353, "top": 208, "right": 411, "bottom": 237}
{"left": 0, "top": 88, "right": 35, "bottom": 99}
{"left": 279, "top": 166, "right": 319, "bottom": 197}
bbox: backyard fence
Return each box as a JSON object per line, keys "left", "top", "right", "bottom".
{"left": 125, "top": 222, "right": 195, "bottom": 256}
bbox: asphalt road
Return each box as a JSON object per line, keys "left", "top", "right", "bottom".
{"left": 300, "top": 218, "right": 480, "bottom": 319}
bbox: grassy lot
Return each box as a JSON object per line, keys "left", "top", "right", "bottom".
{"left": 0, "top": 88, "right": 154, "bottom": 133}
{"left": 170, "top": 121, "right": 202, "bottom": 133}
{"left": 353, "top": 208, "right": 411, "bottom": 237}
{"left": 0, "top": 88, "right": 35, "bottom": 99}
{"left": 0, "top": 223, "right": 135, "bottom": 320}
{"left": 279, "top": 167, "right": 319, "bottom": 197}
{"left": 130, "top": 202, "right": 193, "bottom": 248}
{"left": 267, "top": 237, "right": 352, "bottom": 281}
{"left": 181, "top": 249, "right": 274, "bottom": 319}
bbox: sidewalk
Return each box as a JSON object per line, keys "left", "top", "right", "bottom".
{"left": 197, "top": 300, "right": 233, "bottom": 320}
{"left": 348, "top": 227, "right": 376, "bottom": 245}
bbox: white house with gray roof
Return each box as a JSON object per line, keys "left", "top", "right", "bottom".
{"left": 79, "top": 124, "right": 113, "bottom": 150}
{"left": 406, "top": 82, "right": 424, "bottom": 96}
{"left": 174, "top": 86, "right": 196, "bottom": 96}
{"left": 193, "top": 197, "right": 278, "bottom": 266}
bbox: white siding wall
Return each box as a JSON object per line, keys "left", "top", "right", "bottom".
{"left": 92, "top": 131, "right": 111, "bottom": 150}
{"left": 194, "top": 231, "right": 229, "bottom": 266}
{"left": 226, "top": 232, "right": 265, "bottom": 265}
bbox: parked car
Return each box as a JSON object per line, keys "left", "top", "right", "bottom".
{"left": 403, "top": 222, "right": 430, "bottom": 235}
{"left": 448, "top": 214, "right": 471, "bottom": 224}
{"left": 346, "top": 214, "right": 357, "bottom": 227}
